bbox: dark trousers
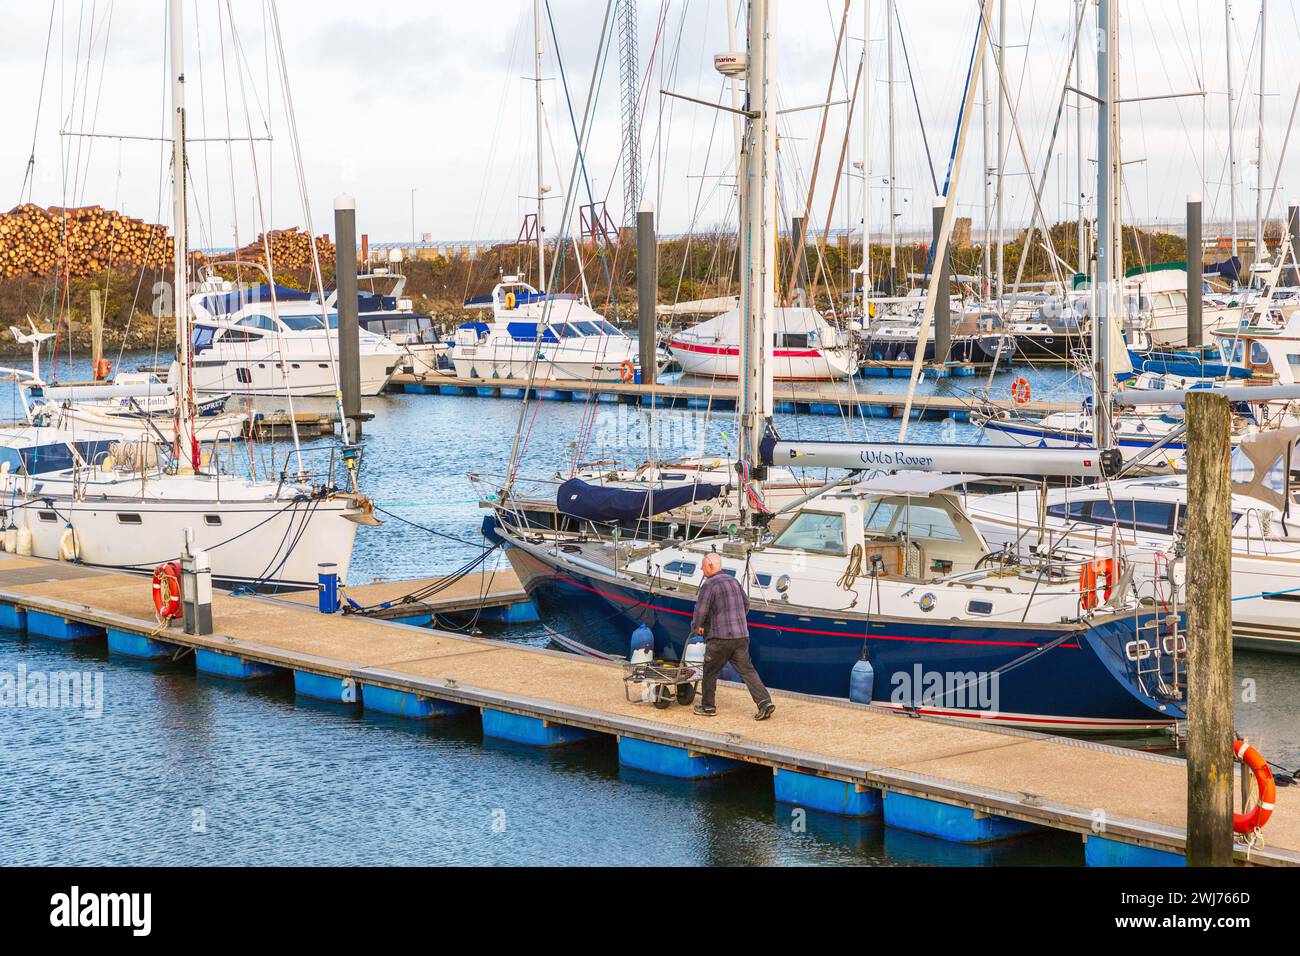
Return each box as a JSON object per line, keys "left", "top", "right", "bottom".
{"left": 701, "top": 637, "right": 771, "bottom": 710}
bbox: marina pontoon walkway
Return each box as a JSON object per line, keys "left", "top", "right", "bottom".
{"left": 0, "top": 553, "right": 1292, "bottom": 866}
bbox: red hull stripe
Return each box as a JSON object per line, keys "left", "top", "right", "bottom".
{"left": 668, "top": 338, "right": 825, "bottom": 359}
{"left": 876, "top": 703, "right": 1170, "bottom": 728}
{"left": 552, "top": 572, "right": 1080, "bottom": 650}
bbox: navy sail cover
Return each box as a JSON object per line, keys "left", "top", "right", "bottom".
{"left": 556, "top": 478, "right": 723, "bottom": 522}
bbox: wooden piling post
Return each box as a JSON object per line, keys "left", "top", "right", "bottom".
{"left": 89, "top": 290, "right": 105, "bottom": 375}
{"left": 1184, "top": 390, "right": 1234, "bottom": 866}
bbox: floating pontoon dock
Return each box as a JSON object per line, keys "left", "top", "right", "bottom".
{"left": 386, "top": 373, "right": 1072, "bottom": 421}
{"left": 1, "top": 551, "right": 1294, "bottom": 867}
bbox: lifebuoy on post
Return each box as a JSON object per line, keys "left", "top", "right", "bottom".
{"left": 1233, "top": 739, "right": 1276, "bottom": 834}
{"left": 152, "top": 561, "right": 182, "bottom": 623}
{"left": 93, "top": 357, "right": 112, "bottom": 380}
{"left": 1011, "top": 376, "right": 1031, "bottom": 404}
{"left": 620, "top": 359, "right": 636, "bottom": 383}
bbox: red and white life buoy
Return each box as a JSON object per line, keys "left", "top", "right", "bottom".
{"left": 1233, "top": 739, "right": 1276, "bottom": 834}
{"left": 620, "top": 359, "right": 636, "bottom": 383}
{"left": 1011, "top": 376, "right": 1032, "bottom": 405}
{"left": 152, "top": 561, "right": 182, "bottom": 623}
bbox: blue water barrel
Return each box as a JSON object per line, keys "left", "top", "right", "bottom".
{"left": 630, "top": 623, "right": 654, "bottom": 662}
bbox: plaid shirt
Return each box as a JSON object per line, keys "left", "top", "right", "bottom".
{"left": 691, "top": 572, "right": 749, "bottom": 640}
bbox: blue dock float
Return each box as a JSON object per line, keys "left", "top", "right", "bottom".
{"left": 686, "top": 397, "right": 713, "bottom": 409}
{"left": 808, "top": 402, "right": 841, "bottom": 416}
{"left": 773, "top": 400, "right": 796, "bottom": 413}
{"left": 617, "top": 737, "right": 747, "bottom": 779}
{"left": 882, "top": 791, "right": 1039, "bottom": 845}
{"left": 293, "top": 671, "right": 359, "bottom": 704}
{"left": 481, "top": 708, "right": 599, "bottom": 747}
{"left": 106, "top": 628, "right": 176, "bottom": 660}
{"left": 475, "top": 386, "right": 497, "bottom": 397}
{"left": 598, "top": 391, "right": 622, "bottom": 403}
{"left": 921, "top": 366, "right": 951, "bottom": 380}
{"left": 538, "top": 389, "right": 569, "bottom": 401}
{"left": 1084, "top": 835, "right": 1185, "bottom": 867}
{"left": 437, "top": 384, "right": 461, "bottom": 396}
{"left": 773, "top": 769, "right": 881, "bottom": 817}
{"left": 0, "top": 602, "right": 26, "bottom": 631}
{"left": 362, "top": 683, "right": 470, "bottom": 719}
{"left": 477, "top": 599, "right": 540, "bottom": 625}
{"left": 194, "top": 648, "right": 282, "bottom": 681}
{"left": 26, "top": 609, "right": 105, "bottom": 642}
{"left": 500, "top": 387, "right": 525, "bottom": 399}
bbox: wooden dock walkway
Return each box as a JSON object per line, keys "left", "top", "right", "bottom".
{"left": 386, "top": 373, "right": 1074, "bottom": 421}
{"left": 0, "top": 552, "right": 1293, "bottom": 866}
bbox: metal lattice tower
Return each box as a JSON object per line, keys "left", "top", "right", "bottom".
{"left": 618, "top": 0, "right": 641, "bottom": 226}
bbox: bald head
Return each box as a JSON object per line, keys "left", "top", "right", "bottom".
{"left": 701, "top": 553, "right": 722, "bottom": 576}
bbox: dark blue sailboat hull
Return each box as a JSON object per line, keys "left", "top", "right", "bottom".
{"left": 508, "top": 544, "right": 1183, "bottom": 733}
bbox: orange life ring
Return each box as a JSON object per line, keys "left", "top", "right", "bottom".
{"left": 152, "top": 561, "right": 182, "bottom": 622}
{"left": 619, "top": 359, "right": 636, "bottom": 383}
{"left": 93, "top": 357, "right": 112, "bottom": 381}
{"left": 1011, "top": 376, "right": 1031, "bottom": 404}
{"left": 1233, "top": 739, "right": 1276, "bottom": 834}
{"left": 1078, "top": 557, "right": 1114, "bottom": 610}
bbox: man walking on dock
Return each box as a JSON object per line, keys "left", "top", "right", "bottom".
{"left": 691, "top": 553, "right": 774, "bottom": 720}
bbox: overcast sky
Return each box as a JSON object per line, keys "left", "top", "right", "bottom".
{"left": 3, "top": 1, "right": 1298, "bottom": 251}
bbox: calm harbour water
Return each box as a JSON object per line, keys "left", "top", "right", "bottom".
{"left": 0, "top": 353, "right": 1296, "bottom": 865}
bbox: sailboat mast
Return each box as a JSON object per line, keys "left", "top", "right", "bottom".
{"left": 994, "top": 0, "right": 1006, "bottom": 307}
{"left": 981, "top": 19, "right": 992, "bottom": 296}
{"left": 886, "top": 0, "right": 896, "bottom": 282}
{"left": 1075, "top": 0, "right": 1086, "bottom": 276}
{"left": 169, "top": 0, "right": 197, "bottom": 469}
{"left": 1226, "top": 1, "right": 1238, "bottom": 261}
{"left": 1255, "top": 0, "right": 1267, "bottom": 261}
{"left": 533, "top": 0, "right": 547, "bottom": 288}
{"left": 738, "top": 0, "right": 776, "bottom": 490}
{"left": 1094, "top": 0, "right": 1119, "bottom": 450}
{"left": 860, "top": 0, "right": 871, "bottom": 294}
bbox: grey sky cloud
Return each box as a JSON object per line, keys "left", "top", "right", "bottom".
{"left": 1, "top": 1, "right": 1294, "bottom": 251}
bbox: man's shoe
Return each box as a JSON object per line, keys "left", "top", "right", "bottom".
{"left": 693, "top": 704, "right": 717, "bottom": 717}
{"left": 754, "top": 702, "right": 775, "bottom": 721}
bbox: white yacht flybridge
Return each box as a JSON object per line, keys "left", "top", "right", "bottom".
{"left": 184, "top": 271, "right": 405, "bottom": 397}
{"left": 451, "top": 276, "right": 647, "bottom": 382}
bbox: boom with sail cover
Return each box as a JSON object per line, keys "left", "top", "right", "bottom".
{"left": 556, "top": 478, "right": 723, "bottom": 522}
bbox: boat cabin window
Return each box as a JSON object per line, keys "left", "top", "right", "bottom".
{"left": 967, "top": 600, "right": 994, "bottom": 616}
{"left": 279, "top": 314, "right": 329, "bottom": 332}
{"left": 237, "top": 314, "right": 280, "bottom": 333}
{"left": 1050, "top": 498, "right": 1176, "bottom": 534}
{"left": 662, "top": 560, "right": 696, "bottom": 576}
{"left": 754, "top": 573, "right": 772, "bottom": 587}
{"left": 192, "top": 325, "right": 217, "bottom": 353}
{"left": 1219, "top": 339, "right": 1246, "bottom": 365}
{"left": 772, "top": 511, "right": 847, "bottom": 555}
{"left": 572, "top": 321, "right": 601, "bottom": 336}
{"left": 778, "top": 332, "right": 810, "bottom": 349}
{"left": 1250, "top": 341, "right": 1272, "bottom": 367}
{"left": 902, "top": 504, "right": 964, "bottom": 542}
{"left": 116, "top": 514, "right": 142, "bottom": 525}
{"left": 597, "top": 320, "right": 624, "bottom": 337}
{"left": 217, "top": 328, "right": 264, "bottom": 344}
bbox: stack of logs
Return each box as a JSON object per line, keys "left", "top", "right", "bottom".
{"left": 213, "top": 228, "right": 335, "bottom": 274}
{"left": 0, "top": 204, "right": 172, "bottom": 279}
{"left": 0, "top": 206, "right": 335, "bottom": 282}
